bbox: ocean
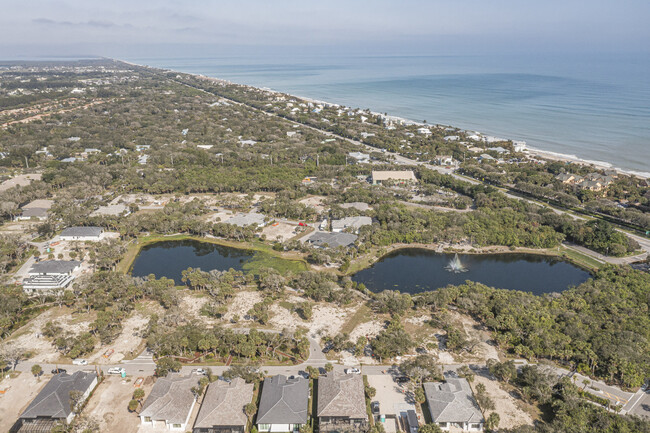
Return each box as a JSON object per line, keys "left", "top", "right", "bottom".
{"left": 127, "top": 53, "right": 650, "bottom": 175}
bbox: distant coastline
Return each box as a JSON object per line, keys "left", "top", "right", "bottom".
{"left": 130, "top": 59, "right": 650, "bottom": 180}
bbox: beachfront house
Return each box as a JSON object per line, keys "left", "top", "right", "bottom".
{"left": 417, "top": 127, "right": 432, "bottom": 135}
{"left": 371, "top": 170, "right": 417, "bottom": 186}
{"left": 193, "top": 378, "right": 254, "bottom": 433}
{"left": 140, "top": 375, "right": 198, "bottom": 431}
{"left": 59, "top": 226, "right": 104, "bottom": 242}
{"left": 256, "top": 375, "right": 309, "bottom": 433}
{"left": 22, "top": 260, "right": 81, "bottom": 293}
{"left": 317, "top": 373, "right": 368, "bottom": 433}
{"left": 423, "top": 375, "right": 484, "bottom": 432}
{"left": 16, "top": 371, "right": 98, "bottom": 432}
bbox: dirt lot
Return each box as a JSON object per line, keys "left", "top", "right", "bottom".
{"left": 471, "top": 374, "right": 533, "bottom": 429}
{"left": 87, "top": 312, "right": 150, "bottom": 364}
{"left": 0, "top": 371, "right": 50, "bottom": 432}
{"left": 4, "top": 307, "right": 95, "bottom": 363}
{"left": 224, "top": 290, "right": 263, "bottom": 322}
{"left": 85, "top": 375, "right": 155, "bottom": 433}
{"left": 261, "top": 221, "right": 299, "bottom": 242}
{"left": 298, "top": 195, "right": 327, "bottom": 213}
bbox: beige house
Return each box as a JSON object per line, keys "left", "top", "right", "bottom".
{"left": 317, "top": 373, "right": 368, "bottom": 433}
{"left": 371, "top": 170, "right": 417, "bottom": 185}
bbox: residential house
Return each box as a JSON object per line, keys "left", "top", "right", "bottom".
{"left": 15, "top": 199, "right": 54, "bottom": 221}
{"left": 434, "top": 155, "right": 454, "bottom": 166}
{"left": 331, "top": 216, "right": 372, "bottom": 233}
{"left": 556, "top": 173, "right": 577, "bottom": 184}
{"left": 371, "top": 170, "right": 417, "bottom": 186}
{"left": 405, "top": 410, "right": 419, "bottom": 433}
{"left": 423, "top": 375, "right": 484, "bottom": 432}
{"left": 348, "top": 152, "right": 370, "bottom": 164}
{"left": 317, "top": 373, "right": 368, "bottom": 433}
{"left": 579, "top": 180, "right": 603, "bottom": 192}
{"left": 193, "top": 378, "right": 254, "bottom": 433}
{"left": 306, "top": 231, "right": 357, "bottom": 249}
{"left": 22, "top": 260, "right": 81, "bottom": 293}
{"left": 339, "top": 202, "right": 371, "bottom": 212}
{"left": 16, "top": 371, "right": 98, "bottom": 432}
{"left": 257, "top": 375, "right": 309, "bottom": 433}
{"left": 90, "top": 203, "right": 131, "bottom": 217}
{"left": 140, "top": 375, "right": 198, "bottom": 431}
{"left": 417, "top": 127, "right": 431, "bottom": 135}
{"left": 59, "top": 226, "right": 103, "bottom": 242}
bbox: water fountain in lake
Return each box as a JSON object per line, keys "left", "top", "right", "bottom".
{"left": 445, "top": 253, "right": 468, "bottom": 273}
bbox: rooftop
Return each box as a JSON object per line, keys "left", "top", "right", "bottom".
{"left": 423, "top": 375, "right": 484, "bottom": 425}
{"left": 306, "top": 231, "right": 357, "bottom": 249}
{"left": 29, "top": 260, "right": 81, "bottom": 275}
{"left": 257, "top": 375, "right": 309, "bottom": 425}
{"left": 372, "top": 170, "right": 417, "bottom": 182}
{"left": 60, "top": 226, "right": 103, "bottom": 237}
{"left": 224, "top": 212, "right": 267, "bottom": 227}
{"left": 317, "top": 373, "right": 367, "bottom": 419}
{"left": 194, "top": 378, "right": 254, "bottom": 429}
{"left": 140, "top": 375, "right": 198, "bottom": 425}
{"left": 331, "top": 216, "right": 372, "bottom": 232}
{"left": 20, "top": 371, "right": 97, "bottom": 420}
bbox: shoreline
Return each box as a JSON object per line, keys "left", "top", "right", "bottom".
{"left": 131, "top": 59, "right": 648, "bottom": 179}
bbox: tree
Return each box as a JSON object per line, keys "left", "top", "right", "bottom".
{"left": 128, "top": 399, "right": 139, "bottom": 412}
{"left": 306, "top": 366, "right": 319, "bottom": 379}
{"left": 414, "top": 387, "right": 426, "bottom": 404}
{"left": 325, "top": 362, "right": 334, "bottom": 373}
{"left": 245, "top": 402, "right": 257, "bottom": 421}
{"left": 399, "top": 355, "right": 441, "bottom": 384}
{"left": 155, "top": 357, "right": 181, "bottom": 377}
{"left": 487, "top": 359, "right": 517, "bottom": 384}
{"left": 69, "top": 390, "right": 85, "bottom": 414}
{"left": 133, "top": 388, "right": 145, "bottom": 401}
{"left": 485, "top": 413, "right": 500, "bottom": 432}
{"left": 31, "top": 364, "right": 43, "bottom": 377}
{"left": 418, "top": 424, "right": 442, "bottom": 433}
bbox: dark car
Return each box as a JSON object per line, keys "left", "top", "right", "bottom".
{"left": 395, "top": 376, "right": 410, "bottom": 384}
{"left": 371, "top": 401, "right": 380, "bottom": 414}
{"left": 51, "top": 368, "right": 67, "bottom": 374}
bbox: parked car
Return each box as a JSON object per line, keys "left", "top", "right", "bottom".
{"left": 345, "top": 368, "right": 361, "bottom": 375}
{"left": 107, "top": 367, "right": 126, "bottom": 375}
{"left": 72, "top": 359, "right": 88, "bottom": 365}
{"left": 192, "top": 368, "right": 207, "bottom": 375}
{"left": 51, "top": 368, "right": 67, "bottom": 374}
{"left": 395, "top": 376, "right": 409, "bottom": 384}
{"left": 371, "top": 401, "right": 380, "bottom": 414}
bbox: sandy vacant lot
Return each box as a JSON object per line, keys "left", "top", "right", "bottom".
{"left": 224, "top": 290, "right": 263, "bottom": 322}
{"left": 0, "top": 372, "right": 50, "bottom": 432}
{"left": 472, "top": 374, "right": 533, "bottom": 429}
{"left": 298, "top": 195, "right": 327, "bottom": 213}
{"left": 5, "top": 307, "right": 94, "bottom": 363}
{"left": 261, "top": 221, "right": 298, "bottom": 242}
{"left": 85, "top": 375, "right": 155, "bottom": 433}
{"left": 88, "top": 312, "right": 150, "bottom": 364}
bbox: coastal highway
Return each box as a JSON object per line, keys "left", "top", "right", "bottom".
{"left": 174, "top": 78, "right": 650, "bottom": 258}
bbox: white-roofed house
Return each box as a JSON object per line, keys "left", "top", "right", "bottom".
{"left": 59, "top": 226, "right": 104, "bottom": 242}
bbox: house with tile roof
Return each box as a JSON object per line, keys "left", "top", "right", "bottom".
{"left": 317, "top": 373, "right": 368, "bottom": 433}
{"left": 423, "top": 374, "right": 484, "bottom": 432}
{"left": 140, "top": 375, "right": 198, "bottom": 431}
{"left": 16, "top": 371, "right": 98, "bottom": 432}
{"left": 257, "top": 375, "right": 309, "bottom": 433}
{"left": 193, "top": 378, "right": 254, "bottom": 433}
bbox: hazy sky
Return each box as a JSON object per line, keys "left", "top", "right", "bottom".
{"left": 1, "top": 0, "right": 649, "bottom": 58}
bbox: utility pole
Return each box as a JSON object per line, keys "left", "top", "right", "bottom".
{"left": 316, "top": 154, "right": 319, "bottom": 167}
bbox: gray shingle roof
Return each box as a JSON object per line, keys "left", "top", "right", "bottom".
{"left": 257, "top": 375, "right": 309, "bottom": 425}
{"left": 317, "top": 373, "right": 367, "bottom": 419}
{"left": 20, "top": 207, "right": 49, "bottom": 218}
{"left": 140, "top": 375, "right": 198, "bottom": 424}
{"left": 60, "top": 227, "right": 103, "bottom": 237}
{"left": 331, "top": 216, "right": 372, "bottom": 232}
{"left": 307, "top": 232, "right": 357, "bottom": 249}
{"left": 20, "top": 371, "right": 97, "bottom": 420}
{"left": 225, "top": 212, "right": 267, "bottom": 227}
{"left": 29, "top": 260, "right": 81, "bottom": 275}
{"left": 194, "top": 378, "right": 254, "bottom": 429}
{"left": 423, "top": 376, "right": 484, "bottom": 425}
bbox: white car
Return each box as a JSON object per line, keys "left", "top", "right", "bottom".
{"left": 192, "top": 368, "right": 207, "bottom": 375}
{"left": 107, "top": 367, "right": 126, "bottom": 375}
{"left": 72, "top": 359, "right": 88, "bottom": 365}
{"left": 345, "top": 368, "right": 361, "bottom": 375}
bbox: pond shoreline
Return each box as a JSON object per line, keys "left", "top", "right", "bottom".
{"left": 117, "top": 233, "right": 308, "bottom": 277}
{"left": 345, "top": 242, "right": 598, "bottom": 276}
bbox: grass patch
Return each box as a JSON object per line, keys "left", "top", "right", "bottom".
{"left": 340, "top": 304, "right": 371, "bottom": 335}
{"left": 242, "top": 252, "right": 307, "bottom": 276}
{"left": 559, "top": 246, "right": 603, "bottom": 271}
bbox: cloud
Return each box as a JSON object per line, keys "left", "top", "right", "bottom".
{"left": 32, "top": 18, "right": 130, "bottom": 29}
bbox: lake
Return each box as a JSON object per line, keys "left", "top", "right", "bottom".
{"left": 130, "top": 239, "right": 306, "bottom": 283}
{"left": 351, "top": 249, "right": 591, "bottom": 295}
